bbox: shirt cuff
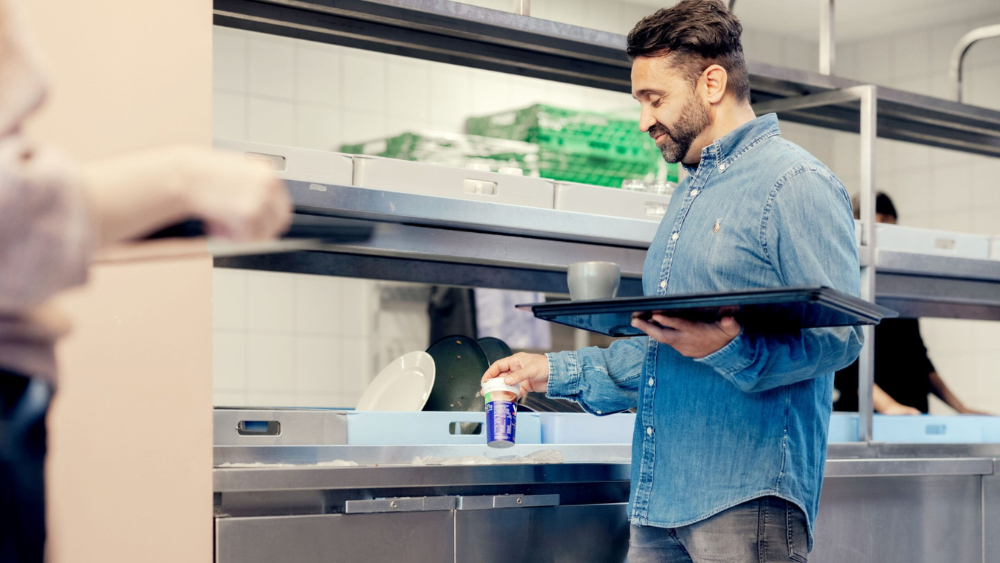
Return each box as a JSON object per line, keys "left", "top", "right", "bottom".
{"left": 695, "top": 327, "right": 754, "bottom": 376}
{"left": 545, "top": 350, "right": 583, "bottom": 400}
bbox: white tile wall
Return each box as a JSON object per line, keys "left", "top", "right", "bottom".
{"left": 212, "top": 269, "right": 379, "bottom": 408}
{"left": 212, "top": 4, "right": 1000, "bottom": 413}
{"left": 831, "top": 16, "right": 1000, "bottom": 414}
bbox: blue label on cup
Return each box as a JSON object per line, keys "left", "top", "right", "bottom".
{"left": 486, "top": 401, "right": 517, "bottom": 447}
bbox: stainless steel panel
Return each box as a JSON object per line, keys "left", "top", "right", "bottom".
{"left": 216, "top": 511, "right": 454, "bottom": 563}
{"left": 985, "top": 467, "right": 1000, "bottom": 563}
{"left": 455, "top": 503, "right": 628, "bottom": 563}
{"left": 213, "top": 443, "right": 633, "bottom": 467}
{"left": 811, "top": 475, "right": 982, "bottom": 563}
{"left": 214, "top": 462, "right": 631, "bottom": 493}
{"left": 824, "top": 457, "right": 994, "bottom": 477}
{"left": 456, "top": 493, "right": 559, "bottom": 510}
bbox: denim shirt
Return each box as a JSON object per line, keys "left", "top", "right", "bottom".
{"left": 546, "top": 114, "right": 863, "bottom": 550}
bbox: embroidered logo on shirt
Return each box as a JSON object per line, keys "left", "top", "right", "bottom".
{"left": 712, "top": 219, "right": 722, "bottom": 234}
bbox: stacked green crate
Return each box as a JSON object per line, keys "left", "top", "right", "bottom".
{"left": 465, "top": 104, "right": 678, "bottom": 187}
{"left": 340, "top": 131, "right": 539, "bottom": 173}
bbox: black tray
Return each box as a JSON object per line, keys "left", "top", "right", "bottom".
{"left": 517, "top": 286, "right": 897, "bottom": 337}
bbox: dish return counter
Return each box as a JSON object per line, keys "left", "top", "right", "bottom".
{"left": 213, "top": 410, "right": 1000, "bottom": 563}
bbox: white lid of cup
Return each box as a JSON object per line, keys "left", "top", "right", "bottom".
{"left": 481, "top": 378, "right": 520, "bottom": 396}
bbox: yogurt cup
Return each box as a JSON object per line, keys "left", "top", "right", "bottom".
{"left": 482, "top": 378, "right": 521, "bottom": 448}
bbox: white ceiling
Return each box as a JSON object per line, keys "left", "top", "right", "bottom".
{"left": 628, "top": 0, "right": 1000, "bottom": 42}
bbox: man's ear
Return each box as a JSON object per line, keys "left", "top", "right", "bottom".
{"left": 701, "top": 64, "right": 728, "bottom": 104}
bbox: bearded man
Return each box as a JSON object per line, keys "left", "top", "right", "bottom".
{"left": 482, "top": 1, "right": 863, "bottom": 561}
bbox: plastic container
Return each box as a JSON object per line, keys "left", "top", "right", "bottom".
{"left": 482, "top": 378, "right": 522, "bottom": 448}
{"left": 538, "top": 412, "right": 636, "bottom": 444}
{"left": 872, "top": 414, "right": 984, "bottom": 443}
{"left": 828, "top": 412, "right": 859, "bottom": 443}
{"left": 554, "top": 181, "right": 672, "bottom": 222}
{"left": 875, "top": 223, "right": 990, "bottom": 260}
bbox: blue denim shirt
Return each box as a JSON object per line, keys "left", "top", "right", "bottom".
{"left": 546, "top": 114, "right": 863, "bottom": 549}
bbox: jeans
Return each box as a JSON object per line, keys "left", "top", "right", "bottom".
{"left": 628, "top": 496, "right": 809, "bottom": 563}
{"left": 0, "top": 370, "right": 52, "bottom": 563}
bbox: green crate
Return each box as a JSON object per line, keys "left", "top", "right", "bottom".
{"left": 466, "top": 104, "right": 678, "bottom": 187}
{"left": 341, "top": 131, "right": 540, "bottom": 173}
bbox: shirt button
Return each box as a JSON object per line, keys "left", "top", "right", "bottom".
{"left": 648, "top": 378, "right": 654, "bottom": 386}
{"left": 659, "top": 280, "right": 666, "bottom": 289}
{"left": 671, "top": 233, "right": 679, "bottom": 241}
{"left": 690, "top": 189, "right": 699, "bottom": 197}
{"left": 719, "top": 163, "right": 727, "bottom": 171}
{"left": 646, "top": 427, "right": 653, "bottom": 436}
{"left": 596, "top": 410, "right": 602, "bottom": 415}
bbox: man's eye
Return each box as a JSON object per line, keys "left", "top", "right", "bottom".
{"left": 651, "top": 98, "right": 662, "bottom": 108}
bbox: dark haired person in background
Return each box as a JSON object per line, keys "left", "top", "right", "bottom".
{"left": 834, "top": 193, "right": 986, "bottom": 416}
{"left": 482, "top": 1, "right": 862, "bottom": 561}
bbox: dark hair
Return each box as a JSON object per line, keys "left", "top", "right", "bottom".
{"left": 626, "top": 0, "right": 751, "bottom": 102}
{"left": 876, "top": 193, "right": 897, "bottom": 219}
{"left": 851, "top": 192, "right": 898, "bottom": 220}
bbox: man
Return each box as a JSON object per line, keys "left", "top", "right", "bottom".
{"left": 834, "top": 193, "right": 985, "bottom": 416}
{"left": 0, "top": 0, "right": 291, "bottom": 559}
{"left": 482, "top": 1, "right": 862, "bottom": 561}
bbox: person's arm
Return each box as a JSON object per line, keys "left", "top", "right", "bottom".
{"left": 482, "top": 336, "right": 646, "bottom": 416}
{"left": 873, "top": 383, "right": 921, "bottom": 415}
{"left": 694, "top": 167, "right": 864, "bottom": 392}
{"left": 0, "top": 142, "right": 290, "bottom": 311}
{"left": 545, "top": 337, "right": 646, "bottom": 415}
{"left": 928, "top": 371, "right": 986, "bottom": 414}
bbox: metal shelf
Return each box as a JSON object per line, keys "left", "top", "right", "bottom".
{"left": 215, "top": 182, "right": 652, "bottom": 294}
{"left": 875, "top": 250, "right": 1000, "bottom": 321}
{"left": 214, "top": 0, "right": 1000, "bottom": 158}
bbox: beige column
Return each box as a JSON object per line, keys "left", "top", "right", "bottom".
{"left": 19, "top": 1, "right": 214, "bottom": 561}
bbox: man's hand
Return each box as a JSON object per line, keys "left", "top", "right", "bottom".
{"left": 630, "top": 314, "right": 741, "bottom": 358}
{"left": 481, "top": 352, "right": 550, "bottom": 398}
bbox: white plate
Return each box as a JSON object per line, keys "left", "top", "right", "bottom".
{"left": 355, "top": 351, "right": 436, "bottom": 411}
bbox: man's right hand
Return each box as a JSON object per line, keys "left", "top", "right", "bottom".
{"left": 481, "top": 352, "right": 550, "bottom": 398}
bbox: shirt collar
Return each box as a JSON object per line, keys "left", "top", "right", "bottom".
{"left": 682, "top": 113, "right": 781, "bottom": 176}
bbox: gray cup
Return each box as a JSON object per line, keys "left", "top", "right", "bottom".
{"left": 567, "top": 261, "right": 620, "bottom": 301}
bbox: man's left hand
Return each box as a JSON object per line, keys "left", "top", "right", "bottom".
{"left": 631, "top": 314, "right": 742, "bottom": 359}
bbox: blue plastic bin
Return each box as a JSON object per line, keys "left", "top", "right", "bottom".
{"left": 828, "top": 413, "right": 859, "bottom": 442}
{"left": 872, "top": 414, "right": 983, "bottom": 444}
{"left": 346, "top": 411, "right": 541, "bottom": 445}
{"left": 538, "top": 413, "right": 636, "bottom": 444}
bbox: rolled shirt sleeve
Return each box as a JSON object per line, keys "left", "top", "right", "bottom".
{"left": 546, "top": 336, "right": 646, "bottom": 414}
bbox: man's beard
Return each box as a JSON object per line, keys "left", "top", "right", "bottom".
{"left": 648, "top": 95, "right": 711, "bottom": 164}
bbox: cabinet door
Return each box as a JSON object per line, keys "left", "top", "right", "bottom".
{"left": 455, "top": 503, "right": 629, "bottom": 563}
{"left": 216, "top": 512, "right": 454, "bottom": 563}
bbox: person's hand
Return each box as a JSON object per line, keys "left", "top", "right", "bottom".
{"left": 83, "top": 146, "right": 292, "bottom": 246}
{"left": 630, "top": 314, "right": 741, "bottom": 358}
{"left": 881, "top": 403, "right": 921, "bottom": 416}
{"left": 179, "top": 148, "right": 292, "bottom": 241}
{"left": 481, "top": 352, "right": 550, "bottom": 398}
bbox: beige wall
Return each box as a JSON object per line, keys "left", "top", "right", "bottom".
{"left": 18, "top": 0, "right": 214, "bottom": 561}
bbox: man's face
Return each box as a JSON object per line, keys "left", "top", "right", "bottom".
{"left": 631, "top": 56, "right": 712, "bottom": 165}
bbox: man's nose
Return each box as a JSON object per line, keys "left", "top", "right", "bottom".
{"left": 638, "top": 107, "right": 656, "bottom": 133}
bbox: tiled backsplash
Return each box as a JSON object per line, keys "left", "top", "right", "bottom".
{"left": 212, "top": 2, "right": 1000, "bottom": 413}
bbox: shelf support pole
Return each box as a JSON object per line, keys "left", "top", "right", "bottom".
{"left": 513, "top": 0, "right": 530, "bottom": 17}
{"left": 853, "top": 84, "right": 877, "bottom": 442}
{"left": 819, "top": 0, "right": 835, "bottom": 75}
